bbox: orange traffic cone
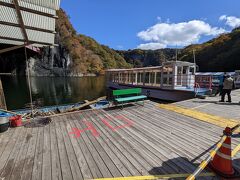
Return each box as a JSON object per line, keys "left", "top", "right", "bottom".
{"left": 210, "top": 127, "right": 240, "bottom": 178}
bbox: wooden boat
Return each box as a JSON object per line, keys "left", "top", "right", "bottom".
{"left": 0, "top": 96, "right": 107, "bottom": 118}
{"left": 106, "top": 61, "right": 211, "bottom": 101}
{"left": 89, "top": 100, "right": 110, "bottom": 109}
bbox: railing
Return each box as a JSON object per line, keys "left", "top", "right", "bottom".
{"left": 195, "top": 75, "right": 212, "bottom": 90}
{"left": 109, "top": 74, "right": 196, "bottom": 90}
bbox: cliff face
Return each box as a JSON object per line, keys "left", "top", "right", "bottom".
{"left": 0, "top": 43, "right": 72, "bottom": 77}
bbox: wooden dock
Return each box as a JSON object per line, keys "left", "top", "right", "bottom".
{"left": 0, "top": 96, "right": 240, "bottom": 179}
{"left": 175, "top": 89, "right": 240, "bottom": 120}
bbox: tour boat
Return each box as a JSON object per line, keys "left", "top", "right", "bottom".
{"left": 106, "top": 61, "right": 211, "bottom": 101}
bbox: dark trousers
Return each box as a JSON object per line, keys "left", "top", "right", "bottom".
{"left": 215, "top": 85, "right": 223, "bottom": 96}
{"left": 221, "top": 89, "right": 232, "bottom": 102}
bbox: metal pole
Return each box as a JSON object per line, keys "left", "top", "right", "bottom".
{"left": 24, "top": 47, "right": 34, "bottom": 118}
{"left": 176, "top": 48, "right": 178, "bottom": 62}
{"left": 193, "top": 49, "right": 196, "bottom": 64}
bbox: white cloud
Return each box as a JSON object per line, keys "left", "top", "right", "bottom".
{"left": 219, "top": 15, "right": 240, "bottom": 28}
{"left": 137, "top": 43, "right": 166, "bottom": 50}
{"left": 137, "top": 20, "right": 226, "bottom": 50}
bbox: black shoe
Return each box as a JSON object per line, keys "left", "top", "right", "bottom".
{"left": 219, "top": 100, "right": 224, "bottom": 102}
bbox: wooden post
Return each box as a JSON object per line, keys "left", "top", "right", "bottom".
{"left": 0, "top": 77, "right": 7, "bottom": 110}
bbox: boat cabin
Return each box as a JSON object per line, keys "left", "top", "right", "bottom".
{"left": 106, "top": 61, "right": 196, "bottom": 90}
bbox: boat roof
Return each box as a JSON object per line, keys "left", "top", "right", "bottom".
{"left": 106, "top": 61, "right": 195, "bottom": 72}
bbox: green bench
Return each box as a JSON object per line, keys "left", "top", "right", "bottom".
{"left": 113, "top": 88, "right": 147, "bottom": 108}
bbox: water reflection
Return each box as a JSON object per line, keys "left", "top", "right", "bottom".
{"left": 1, "top": 76, "right": 106, "bottom": 110}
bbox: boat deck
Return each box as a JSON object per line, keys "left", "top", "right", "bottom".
{"left": 0, "top": 99, "right": 240, "bottom": 180}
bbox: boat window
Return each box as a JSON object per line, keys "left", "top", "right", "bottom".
{"left": 119, "top": 73, "right": 122, "bottom": 82}
{"left": 190, "top": 67, "right": 195, "bottom": 75}
{"left": 127, "top": 73, "right": 130, "bottom": 83}
{"left": 122, "top": 73, "right": 126, "bottom": 83}
{"left": 112, "top": 73, "right": 116, "bottom": 82}
{"left": 150, "top": 72, "right": 155, "bottom": 84}
{"left": 169, "top": 77, "right": 173, "bottom": 85}
{"left": 163, "top": 77, "right": 168, "bottom": 84}
{"left": 156, "top": 72, "right": 161, "bottom": 84}
{"left": 137, "top": 72, "right": 143, "bottom": 83}
{"left": 177, "top": 67, "right": 182, "bottom": 74}
{"left": 145, "top": 72, "right": 150, "bottom": 84}
{"left": 132, "top": 73, "right": 136, "bottom": 83}
{"left": 110, "top": 73, "right": 113, "bottom": 82}
{"left": 183, "top": 66, "right": 188, "bottom": 74}
{"left": 115, "top": 73, "right": 119, "bottom": 82}
{"left": 128, "top": 73, "right": 131, "bottom": 83}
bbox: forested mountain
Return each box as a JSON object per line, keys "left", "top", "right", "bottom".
{"left": 118, "top": 28, "right": 240, "bottom": 72}
{"left": 117, "top": 49, "right": 176, "bottom": 67}
{"left": 178, "top": 27, "right": 240, "bottom": 72}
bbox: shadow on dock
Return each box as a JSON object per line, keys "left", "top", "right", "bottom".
{"left": 148, "top": 157, "right": 207, "bottom": 177}
{"left": 104, "top": 104, "right": 136, "bottom": 111}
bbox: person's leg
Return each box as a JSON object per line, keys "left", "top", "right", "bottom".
{"left": 219, "top": 86, "right": 223, "bottom": 96}
{"left": 215, "top": 89, "right": 219, "bottom": 96}
{"left": 220, "top": 89, "right": 226, "bottom": 102}
{"left": 227, "top": 90, "right": 232, "bottom": 102}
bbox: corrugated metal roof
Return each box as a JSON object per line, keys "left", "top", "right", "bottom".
{"left": 0, "top": 6, "right": 56, "bottom": 31}
{"left": 0, "top": 25, "right": 55, "bottom": 44}
{"left": 2, "top": 0, "right": 60, "bottom": 13}
{"left": 20, "top": 0, "right": 60, "bottom": 10}
{"left": 0, "top": 0, "right": 61, "bottom": 46}
{"left": 0, "top": 39, "right": 24, "bottom": 45}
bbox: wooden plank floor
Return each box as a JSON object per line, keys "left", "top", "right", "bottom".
{"left": 0, "top": 101, "right": 239, "bottom": 180}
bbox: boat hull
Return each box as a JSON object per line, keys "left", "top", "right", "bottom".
{"left": 107, "top": 83, "right": 198, "bottom": 102}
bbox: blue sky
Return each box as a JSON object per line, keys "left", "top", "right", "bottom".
{"left": 61, "top": 0, "right": 240, "bottom": 50}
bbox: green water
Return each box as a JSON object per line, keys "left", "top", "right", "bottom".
{"left": 1, "top": 76, "right": 106, "bottom": 110}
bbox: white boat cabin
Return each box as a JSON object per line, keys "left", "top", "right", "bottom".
{"left": 106, "top": 61, "right": 196, "bottom": 90}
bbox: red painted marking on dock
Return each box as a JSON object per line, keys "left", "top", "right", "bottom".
{"left": 101, "top": 115, "right": 133, "bottom": 131}
{"left": 69, "top": 120, "right": 99, "bottom": 138}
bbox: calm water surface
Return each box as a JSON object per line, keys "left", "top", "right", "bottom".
{"left": 1, "top": 76, "right": 106, "bottom": 110}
